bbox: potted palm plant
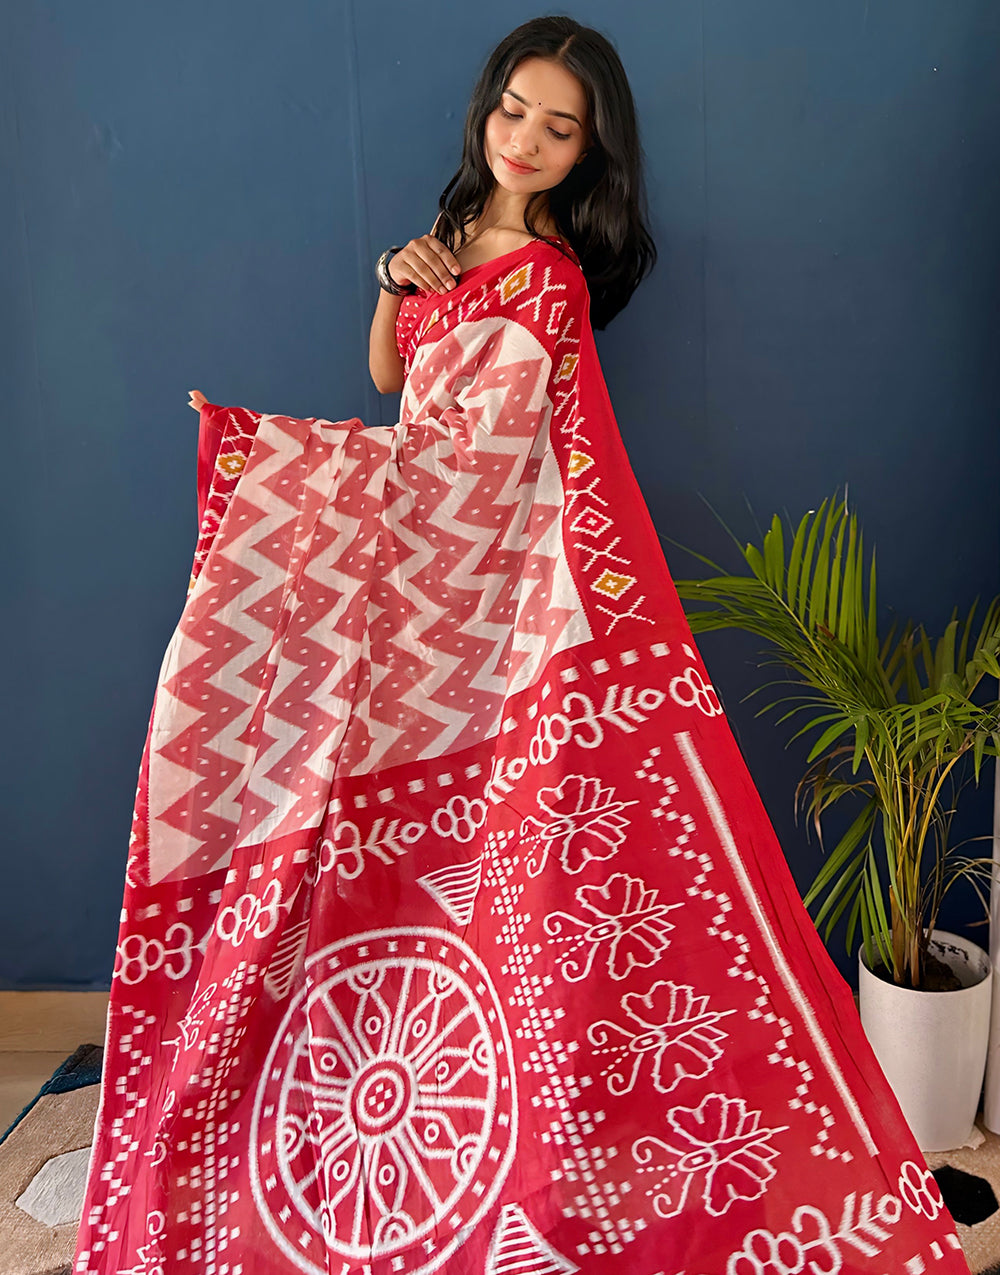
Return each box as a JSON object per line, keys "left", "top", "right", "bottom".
{"left": 673, "top": 492, "right": 1000, "bottom": 1150}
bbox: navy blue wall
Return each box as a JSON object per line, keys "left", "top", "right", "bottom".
{"left": 4, "top": 1, "right": 999, "bottom": 988}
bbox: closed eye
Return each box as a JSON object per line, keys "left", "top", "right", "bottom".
{"left": 499, "top": 105, "right": 571, "bottom": 142}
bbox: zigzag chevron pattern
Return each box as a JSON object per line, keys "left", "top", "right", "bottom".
{"left": 486, "top": 1204, "right": 579, "bottom": 1275}
{"left": 146, "top": 299, "right": 591, "bottom": 884}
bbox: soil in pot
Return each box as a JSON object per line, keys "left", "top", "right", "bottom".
{"left": 868, "top": 950, "right": 963, "bottom": 992}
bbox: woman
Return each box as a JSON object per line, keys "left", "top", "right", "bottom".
{"left": 76, "top": 16, "right": 968, "bottom": 1275}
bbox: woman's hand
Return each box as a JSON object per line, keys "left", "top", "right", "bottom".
{"left": 188, "top": 389, "right": 207, "bottom": 412}
{"left": 388, "top": 236, "right": 462, "bottom": 295}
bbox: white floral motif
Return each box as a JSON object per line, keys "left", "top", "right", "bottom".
{"left": 432, "top": 795, "right": 488, "bottom": 844}
{"left": 216, "top": 879, "right": 282, "bottom": 947}
{"left": 309, "top": 817, "right": 426, "bottom": 883}
{"left": 633, "top": 1093, "right": 787, "bottom": 1219}
{"left": 726, "top": 1205, "right": 843, "bottom": 1275}
{"left": 521, "top": 774, "right": 637, "bottom": 876}
{"left": 725, "top": 1191, "right": 903, "bottom": 1273}
{"left": 587, "top": 981, "right": 734, "bottom": 1095}
{"left": 486, "top": 686, "right": 667, "bottom": 793}
{"left": 544, "top": 872, "right": 681, "bottom": 981}
{"left": 898, "top": 1160, "right": 945, "bottom": 1220}
{"left": 670, "top": 664, "right": 723, "bottom": 716}
{"left": 115, "top": 922, "right": 200, "bottom": 985}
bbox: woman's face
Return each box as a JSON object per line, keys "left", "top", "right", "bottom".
{"left": 483, "top": 56, "right": 590, "bottom": 196}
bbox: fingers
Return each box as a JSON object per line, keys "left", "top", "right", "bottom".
{"left": 392, "top": 250, "right": 449, "bottom": 295}
{"left": 425, "top": 236, "right": 463, "bottom": 284}
{"left": 392, "top": 236, "right": 462, "bottom": 295}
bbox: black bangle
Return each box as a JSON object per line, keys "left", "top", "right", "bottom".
{"left": 376, "top": 246, "right": 418, "bottom": 296}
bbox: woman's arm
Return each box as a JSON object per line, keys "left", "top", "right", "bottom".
{"left": 368, "top": 288, "right": 406, "bottom": 395}
{"left": 369, "top": 226, "right": 463, "bottom": 395}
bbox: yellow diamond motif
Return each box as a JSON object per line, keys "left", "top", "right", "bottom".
{"left": 593, "top": 570, "right": 636, "bottom": 600}
{"left": 568, "top": 451, "right": 594, "bottom": 477}
{"left": 555, "top": 353, "right": 579, "bottom": 382}
{"left": 499, "top": 263, "right": 532, "bottom": 304}
{"left": 216, "top": 452, "right": 247, "bottom": 478}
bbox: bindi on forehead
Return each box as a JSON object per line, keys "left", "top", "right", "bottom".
{"left": 503, "top": 87, "right": 582, "bottom": 126}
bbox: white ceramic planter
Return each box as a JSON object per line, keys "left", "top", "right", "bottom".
{"left": 858, "top": 929, "right": 992, "bottom": 1152}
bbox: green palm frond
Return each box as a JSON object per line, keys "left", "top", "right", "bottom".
{"left": 674, "top": 489, "right": 1000, "bottom": 988}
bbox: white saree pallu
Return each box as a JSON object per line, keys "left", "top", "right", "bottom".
{"left": 74, "top": 235, "right": 970, "bottom": 1274}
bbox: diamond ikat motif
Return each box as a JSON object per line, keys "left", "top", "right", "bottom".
{"left": 567, "top": 451, "right": 594, "bottom": 478}
{"left": 397, "top": 247, "right": 649, "bottom": 635}
{"left": 499, "top": 262, "right": 533, "bottom": 305}
{"left": 592, "top": 569, "right": 635, "bottom": 600}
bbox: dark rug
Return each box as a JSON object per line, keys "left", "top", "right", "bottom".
{"left": 926, "top": 1124, "right": 1000, "bottom": 1274}
{"left": 0, "top": 1043, "right": 103, "bottom": 1148}
{"left": 0, "top": 1044, "right": 103, "bottom": 1275}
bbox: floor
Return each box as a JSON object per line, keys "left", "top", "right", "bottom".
{"left": 0, "top": 993, "right": 110, "bottom": 1133}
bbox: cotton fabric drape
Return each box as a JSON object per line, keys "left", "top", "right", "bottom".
{"left": 74, "top": 237, "right": 970, "bottom": 1274}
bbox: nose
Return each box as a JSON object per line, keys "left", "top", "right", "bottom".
{"left": 510, "top": 122, "right": 540, "bottom": 156}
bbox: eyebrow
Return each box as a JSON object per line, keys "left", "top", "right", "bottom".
{"left": 503, "top": 88, "right": 581, "bottom": 126}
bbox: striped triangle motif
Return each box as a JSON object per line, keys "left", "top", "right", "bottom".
{"left": 416, "top": 858, "right": 484, "bottom": 926}
{"left": 486, "top": 1203, "right": 579, "bottom": 1275}
{"left": 263, "top": 919, "right": 311, "bottom": 1001}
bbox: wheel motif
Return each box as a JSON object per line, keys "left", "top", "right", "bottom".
{"left": 251, "top": 928, "right": 516, "bottom": 1275}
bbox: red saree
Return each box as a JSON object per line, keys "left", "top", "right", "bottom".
{"left": 75, "top": 236, "right": 969, "bottom": 1274}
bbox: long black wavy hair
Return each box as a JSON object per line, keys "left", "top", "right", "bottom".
{"left": 432, "top": 15, "right": 657, "bottom": 331}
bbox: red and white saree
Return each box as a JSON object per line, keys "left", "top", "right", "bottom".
{"left": 74, "top": 236, "right": 970, "bottom": 1274}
